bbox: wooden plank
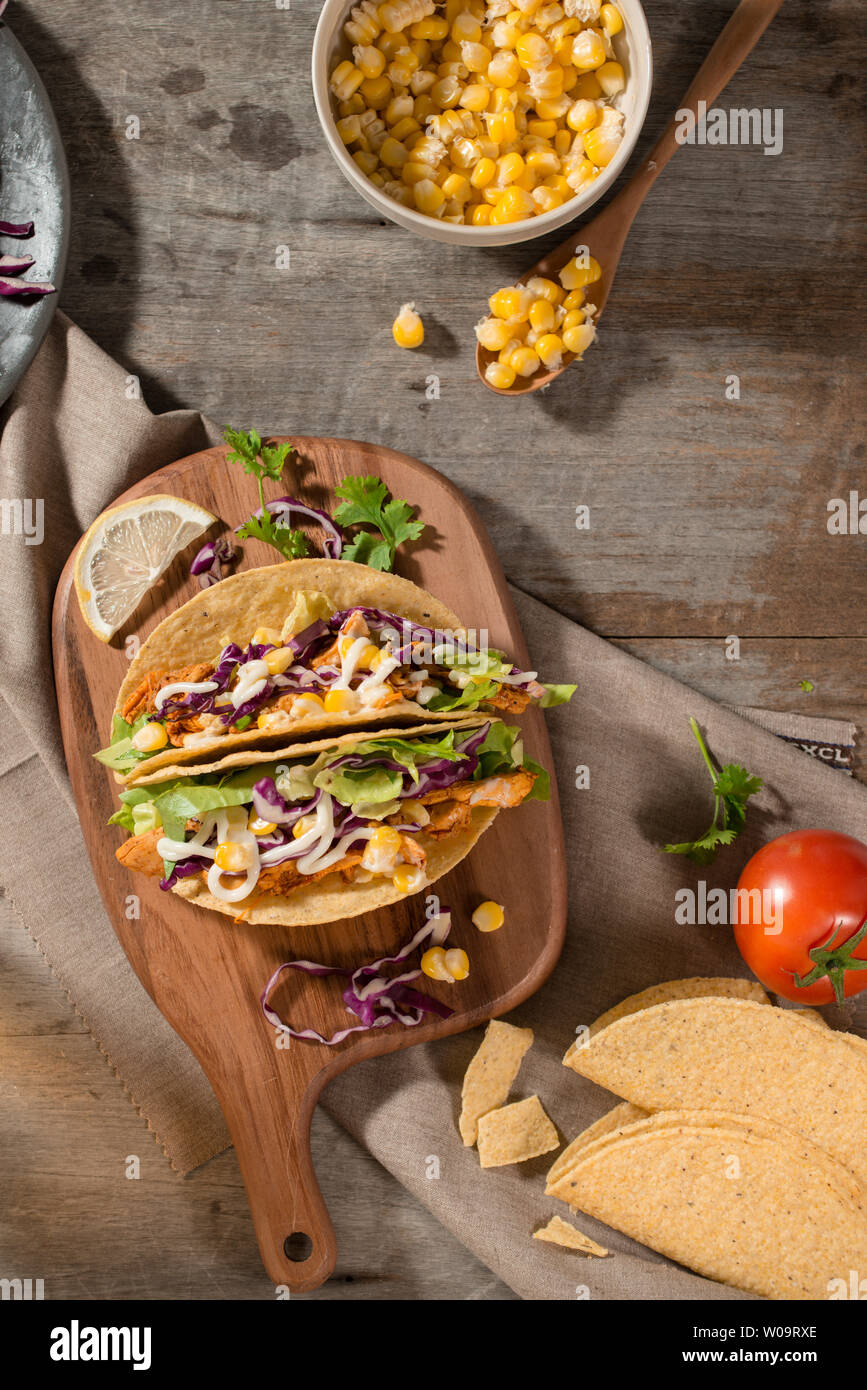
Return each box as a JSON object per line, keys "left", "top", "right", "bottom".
{"left": 9, "top": 0, "right": 863, "bottom": 639}
{"left": 0, "top": 906, "right": 513, "bottom": 1301}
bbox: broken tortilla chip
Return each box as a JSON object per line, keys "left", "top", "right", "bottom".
{"left": 533, "top": 1215, "right": 608, "bottom": 1257}
{"left": 477, "top": 1095, "right": 560, "bottom": 1168}
{"left": 459, "top": 1020, "right": 534, "bottom": 1146}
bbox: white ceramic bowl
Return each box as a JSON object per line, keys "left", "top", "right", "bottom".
{"left": 312, "top": 0, "right": 652, "bottom": 247}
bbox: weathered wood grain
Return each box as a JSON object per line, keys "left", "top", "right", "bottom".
{"left": 8, "top": 0, "right": 864, "bottom": 639}
{"left": 0, "top": 904, "right": 515, "bottom": 1301}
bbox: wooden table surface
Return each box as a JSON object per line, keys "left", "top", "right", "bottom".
{"left": 1, "top": 0, "right": 864, "bottom": 1300}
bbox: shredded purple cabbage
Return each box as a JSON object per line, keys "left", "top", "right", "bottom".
{"left": 160, "top": 856, "right": 210, "bottom": 891}
{"left": 0, "top": 274, "right": 55, "bottom": 297}
{"left": 261, "top": 912, "right": 454, "bottom": 1045}
{"left": 0, "top": 253, "right": 35, "bottom": 274}
{"left": 190, "top": 537, "right": 237, "bottom": 589}
{"left": 0, "top": 217, "right": 33, "bottom": 237}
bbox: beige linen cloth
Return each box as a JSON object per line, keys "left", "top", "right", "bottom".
{"left": 1, "top": 314, "right": 864, "bottom": 1301}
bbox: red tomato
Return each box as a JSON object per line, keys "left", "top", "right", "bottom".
{"left": 734, "top": 829, "right": 867, "bottom": 1004}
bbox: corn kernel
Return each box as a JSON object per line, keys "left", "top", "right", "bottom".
{"left": 411, "top": 15, "right": 448, "bottom": 39}
{"left": 214, "top": 841, "right": 254, "bottom": 873}
{"left": 360, "top": 74, "right": 393, "bottom": 107}
{"left": 488, "top": 49, "right": 521, "bottom": 86}
{"left": 392, "top": 864, "right": 426, "bottom": 893}
{"left": 470, "top": 154, "right": 497, "bottom": 187}
{"left": 442, "top": 171, "right": 471, "bottom": 201}
{"left": 584, "top": 124, "right": 621, "bottom": 166}
{"left": 489, "top": 286, "right": 524, "bottom": 319}
{"left": 529, "top": 297, "right": 556, "bottom": 332}
{"left": 496, "top": 150, "right": 525, "bottom": 184}
{"left": 572, "top": 28, "right": 606, "bottom": 70}
{"left": 380, "top": 135, "right": 409, "bottom": 167}
{"left": 562, "top": 287, "right": 586, "bottom": 309}
{"left": 337, "top": 114, "right": 363, "bottom": 146}
{"left": 470, "top": 202, "right": 492, "bottom": 224}
{"left": 472, "top": 899, "right": 505, "bottom": 932}
{"left": 531, "top": 185, "right": 563, "bottom": 212}
{"left": 292, "top": 692, "right": 326, "bottom": 715}
{"left": 562, "top": 307, "right": 585, "bottom": 331}
{"left": 475, "top": 315, "right": 513, "bottom": 350}
{"left": 292, "top": 814, "right": 317, "bottom": 839}
{"left": 331, "top": 61, "right": 365, "bottom": 102}
{"left": 597, "top": 60, "right": 625, "bottom": 96}
{"left": 262, "top": 646, "right": 294, "bottom": 676}
{"left": 420, "top": 946, "right": 452, "bottom": 980}
{"left": 390, "top": 114, "right": 421, "bottom": 141}
{"left": 444, "top": 948, "right": 470, "bottom": 980}
{"left": 452, "top": 11, "right": 482, "bottom": 42}
{"left": 535, "top": 332, "right": 564, "bottom": 369}
{"left": 486, "top": 109, "right": 517, "bottom": 142}
{"left": 485, "top": 360, "right": 517, "bottom": 388}
{"left": 413, "top": 177, "right": 446, "bottom": 213}
{"left": 458, "top": 82, "right": 488, "bottom": 111}
{"left": 527, "top": 117, "right": 557, "bottom": 138}
{"left": 461, "top": 40, "right": 490, "bottom": 73}
{"left": 525, "top": 148, "right": 560, "bottom": 176}
{"left": 490, "top": 185, "right": 534, "bottom": 221}
{"left": 248, "top": 813, "right": 277, "bottom": 836}
{"left": 431, "top": 74, "right": 462, "bottom": 107}
{"left": 559, "top": 252, "right": 602, "bottom": 289}
{"left": 509, "top": 344, "right": 541, "bottom": 376}
{"left": 402, "top": 158, "right": 431, "bottom": 184}
{"left": 600, "top": 4, "right": 623, "bottom": 37}
{"left": 354, "top": 43, "right": 386, "bottom": 78}
{"left": 515, "top": 32, "right": 551, "bottom": 67}
{"left": 567, "top": 97, "right": 598, "bottom": 133}
{"left": 392, "top": 300, "right": 425, "bottom": 347}
{"left": 132, "top": 720, "right": 169, "bottom": 752}
{"left": 562, "top": 321, "right": 596, "bottom": 356}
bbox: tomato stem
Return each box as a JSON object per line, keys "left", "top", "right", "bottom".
{"left": 792, "top": 915, "right": 867, "bottom": 1006}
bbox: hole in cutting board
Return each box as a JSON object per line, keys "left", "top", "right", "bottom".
{"left": 284, "top": 1231, "right": 313, "bottom": 1263}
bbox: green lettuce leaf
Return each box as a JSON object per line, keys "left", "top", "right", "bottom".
{"left": 540, "top": 683, "right": 576, "bottom": 708}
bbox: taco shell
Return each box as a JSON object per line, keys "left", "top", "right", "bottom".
{"left": 115, "top": 559, "right": 480, "bottom": 784}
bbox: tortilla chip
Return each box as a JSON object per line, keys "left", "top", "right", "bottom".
{"left": 545, "top": 1112, "right": 867, "bottom": 1300}
{"left": 533, "top": 1215, "right": 608, "bottom": 1257}
{"left": 116, "top": 559, "right": 479, "bottom": 784}
{"left": 564, "top": 978, "right": 769, "bottom": 1063}
{"left": 564, "top": 997, "right": 867, "bottom": 1189}
{"left": 547, "top": 1109, "right": 865, "bottom": 1213}
{"left": 459, "top": 1020, "right": 534, "bottom": 1146}
{"left": 546, "top": 1101, "right": 648, "bottom": 1189}
{"left": 477, "top": 1095, "right": 560, "bottom": 1168}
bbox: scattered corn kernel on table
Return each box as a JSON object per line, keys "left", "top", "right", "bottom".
{"left": 2, "top": 0, "right": 865, "bottom": 1300}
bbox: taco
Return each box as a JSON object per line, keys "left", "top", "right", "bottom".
{"left": 111, "top": 719, "right": 548, "bottom": 926}
{"left": 95, "top": 560, "right": 574, "bottom": 785}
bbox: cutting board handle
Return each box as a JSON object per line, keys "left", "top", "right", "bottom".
{"left": 215, "top": 1069, "right": 338, "bottom": 1294}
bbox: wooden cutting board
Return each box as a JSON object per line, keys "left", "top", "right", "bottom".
{"left": 52, "top": 437, "right": 568, "bottom": 1293}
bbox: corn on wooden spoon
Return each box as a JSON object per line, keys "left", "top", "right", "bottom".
{"left": 477, "top": 0, "right": 785, "bottom": 396}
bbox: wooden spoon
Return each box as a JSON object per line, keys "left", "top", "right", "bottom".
{"left": 477, "top": 0, "right": 785, "bottom": 396}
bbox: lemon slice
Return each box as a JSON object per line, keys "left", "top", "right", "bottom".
{"left": 74, "top": 494, "right": 217, "bottom": 641}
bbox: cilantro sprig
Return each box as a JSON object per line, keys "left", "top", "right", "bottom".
{"left": 334, "top": 475, "right": 424, "bottom": 572}
{"left": 223, "top": 427, "right": 310, "bottom": 562}
{"left": 663, "top": 718, "right": 763, "bottom": 865}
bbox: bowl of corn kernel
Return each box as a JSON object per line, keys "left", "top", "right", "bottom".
{"left": 312, "top": 0, "right": 652, "bottom": 245}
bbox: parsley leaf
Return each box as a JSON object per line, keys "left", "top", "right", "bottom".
{"left": 334, "top": 475, "right": 425, "bottom": 572}
{"left": 236, "top": 511, "right": 310, "bottom": 560}
{"left": 223, "top": 425, "right": 298, "bottom": 562}
{"left": 663, "top": 718, "right": 763, "bottom": 864}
